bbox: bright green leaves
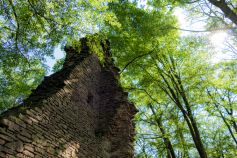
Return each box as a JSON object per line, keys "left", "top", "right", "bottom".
{"left": 211, "top": 60, "right": 237, "bottom": 90}
{"left": 0, "top": 57, "right": 45, "bottom": 110}
{"left": 103, "top": 11, "right": 121, "bottom": 28}
{"left": 0, "top": 0, "right": 120, "bottom": 60}
{"left": 105, "top": 1, "right": 178, "bottom": 73}
{"left": 52, "top": 58, "right": 65, "bottom": 73}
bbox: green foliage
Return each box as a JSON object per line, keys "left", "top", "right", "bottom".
{"left": 86, "top": 34, "right": 108, "bottom": 64}
{"left": 0, "top": 57, "right": 45, "bottom": 110}
{"left": 52, "top": 58, "right": 65, "bottom": 73}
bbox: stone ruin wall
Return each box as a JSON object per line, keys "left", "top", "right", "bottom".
{"left": 0, "top": 38, "right": 137, "bottom": 158}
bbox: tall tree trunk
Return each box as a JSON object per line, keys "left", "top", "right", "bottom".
{"left": 172, "top": 112, "right": 190, "bottom": 158}
{"left": 159, "top": 85, "right": 208, "bottom": 157}
{"left": 154, "top": 56, "right": 207, "bottom": 157}
{"left": 149, "top": 104, "right": 177, "bottom": 158}
{"left": 167, "top": 77, "right": 207, "bottom": 157}
{"left": 176, "top": 74, "right": 208, "bottom": 158}
{"left": 179, "top": 107, "right": 208, "bottom": 158}
{"left": 216, "top": 106, "right": 237, "bottom": 145}
{"left": 232, "top": 120, "right": 237, "bottom": 133}
{"left": 207, "top": 90, "right": 237, "bottom": 145}
{"left": 166, "top": 72, "right": 208, "bottom": 158}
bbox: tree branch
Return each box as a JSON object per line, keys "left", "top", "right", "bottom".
{"left": 7, "top": 0, "right": 19, "bottom": 52}
{"left": 208, "top": 0, "right": 237, "bottom": 26}
{"left": 120, "top": 49, "right": 155, "bottom": 74}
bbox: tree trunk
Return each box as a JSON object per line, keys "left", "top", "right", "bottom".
{"left": 208, "top": 0, "right": 237, "bottom": 25}
{"left": 216, "top": 105, "right": 237, "bottom": 145}
{"left": 172, "top": 112, "right": 190, "bottom": 158}
{"left": 179, "top": 108, "right": 208, "bottom": 158}
{"left": 149, "top": 104, "right": 177, "bottom": 158}
{"left": 155, "top": 56, "right": 207, "bottom": 157}
{"left": 176, "top": 74, "right": 208, "bottom": 158}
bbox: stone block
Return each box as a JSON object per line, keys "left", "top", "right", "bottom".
{"left": 0, "top": 146, "right": 16, "bottom": 155}
{"left": 24, "top": 144, "right": 34, "bottom": 152}
{"left": 23, "top": 150, "right": 34, "bottom": 157}
{"left": 0, "top": 152, "right": 6, "bottom": 158}
{"left": 0, "top": 139, "right": 5, "bottom": 145}
{"left": 1, "top": 119, "right": 20, "bottom": 131}
{"left": 17, "top": 134, "right": 31, "bottom": 143}
{"left": 5, "top": 154, "right": 15, "bottom": 158}
{"left": 16, "top": 153, "right": 26, "bottom": 158}
{"left": 0, "top": 134, "right": 13, "bottom": 142}
{"left": 20, "top": 130, "right": 32, "bottom": 139}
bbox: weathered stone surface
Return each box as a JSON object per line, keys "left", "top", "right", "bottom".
{"left": 23, "top": 150, "right": 34, "bottom": 157}
{"left": 0, "top": 134, "right": 13, "bottom": 142}
{"left": 0, "top": 38, "right": 137, "bottom": 157}
{"left": 0, "top": 152, "right": 6, "bottom": 158}
{"left": 0, "top": 139, "right": 5, "bottom": 145}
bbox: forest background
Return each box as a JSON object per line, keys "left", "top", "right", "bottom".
{"left": 1, "top": 0, "right": 237, "bottom": 157}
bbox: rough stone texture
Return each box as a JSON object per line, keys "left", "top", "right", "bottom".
{"left": 0, "top": 38, "right": 137, "bottom": 158}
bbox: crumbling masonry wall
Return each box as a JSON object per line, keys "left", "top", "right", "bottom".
{"left": 0, "top": 38, "right": 137, "bottom": 158}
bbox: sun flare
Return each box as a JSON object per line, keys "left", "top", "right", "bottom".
{"left": 209, "top": 31, "right": 228, "bottom": 47}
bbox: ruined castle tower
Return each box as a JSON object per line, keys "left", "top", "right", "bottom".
{"left": 0, "top": 37, "right": 137, "bottom": 158}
